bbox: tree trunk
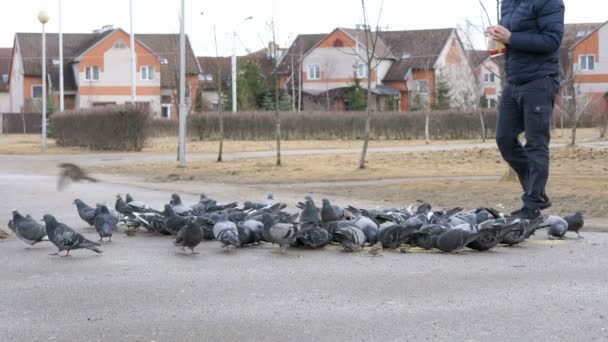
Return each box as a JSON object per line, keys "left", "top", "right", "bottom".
{"left": 291, "top": 51, "right": 296, "bottom": 112}
{"left": 275, "top": 73, "right": 281, "bottom": 166}
{"left": 570, "top": 119, "right": 578, "bottom": 146}
{"left": 22, "top": 112, "right": 26, "bottom": 134}
{"left": 600, "top": 111, "right": 608, "bottom": 139}
{"left": 424, "top": 111, "right": 430, "bottom": 145}
{"left": 298, "top": 47, "right": 303, "bottom": 113}
{"left": 359, "top": 70, "right": 373, "bottom": 169}
{"left": 478, "top": 107, "right": 486, "bottom": 142}
{"left": 218, "top": 109, "right": 224, "bottom": 162}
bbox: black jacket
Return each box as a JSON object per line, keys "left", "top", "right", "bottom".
{"left": 500, "top": 0, "right": 565, "bottom": 85}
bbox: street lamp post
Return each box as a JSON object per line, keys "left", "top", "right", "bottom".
{"left": 178, "top": 0, "right": 186, "bottom": 165}
{"left": 231, "top": 16, "right": 253, "bottom": 113}
{"left": 38, "top": 11, "right": 49, "bottom": 151}
{"left": 58, "top": 0, "right": 64, "bottom": 112}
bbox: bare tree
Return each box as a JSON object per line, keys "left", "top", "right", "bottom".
{"left": 213, "top": 25, "right": 225, "bottom": 162}
{"left": 600, "top": 92, "right": 608, "bottom": 139}
{"left": 337, "top": 0, "right": 387, "bottom": 169}
{"left": 570, "top": 88, "right": 596, "bottom": 146}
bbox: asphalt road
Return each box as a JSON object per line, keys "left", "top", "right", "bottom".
{"left": 1, "top": 157, "right": 608, "bottom": 341}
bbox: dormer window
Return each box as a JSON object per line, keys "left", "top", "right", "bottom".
{"left": 576, "top": 30, "right": 588, "bottom": 38}
{"left": 141, "top": 66, "right": 155, "bottom": 81}
{"left": 85, "top": 66, "right": 100, "bottom": 81}
{"left": 113, "top": 39, "right": 127, "bottom": 49}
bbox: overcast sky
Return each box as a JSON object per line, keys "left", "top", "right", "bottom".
{"left": 0, "top": 0, "right": 603, "bottom": 58}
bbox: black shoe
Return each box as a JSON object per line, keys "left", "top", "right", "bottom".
{"left": 511, "top": 207, "right": 541, "bottom": 220}
{"left": 540, "top": 194, "right": 552, "bottom": 210}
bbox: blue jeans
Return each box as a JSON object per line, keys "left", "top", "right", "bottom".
{"left": 496, "top": 76, "right": 559, "bottom": 209}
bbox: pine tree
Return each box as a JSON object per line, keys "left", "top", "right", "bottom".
{"left": 194, "top": 88, "right": 204, "bottom": 112}
{"left": 433, "top": 72, "right": 451, "bottom": 110}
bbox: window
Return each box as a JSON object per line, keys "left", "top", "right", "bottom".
{"left": 576, "top": 30, "right": 589, "bottom": 38}
{"left": 113, "top": 39, "right": 127, "bottom": 49}
{"left": 484, "top": 73, "right": 496, "bottom": 83}
{"left": 2, "top": 74, "right": 7, "bottom": 83}
{"left": 417, "top": 80, "right": 429, "bottom": 93}
{"left": 487, "top": 98, "right": 497, "bottom": 108}
{"left": 85, "top": 66, "right": 100, "bottom": 81}
{"left": 357, "top": 64, "right": 369, "bottom": 78}
{"left": 141, "top": 66, "right": 155, "bottom": 81}
{"left": 32, "top": 85, "right": 43, "bottom": 98}
{"left": 161, "top": 104, "right": 172, "bottom": 119}
{"left": 579, "top": 55, "right": 595, "bottom": 71}
{"left": 307, "top": 64, "right": 320, "bottom": 80}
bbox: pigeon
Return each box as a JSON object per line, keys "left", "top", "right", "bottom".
{"left": 500, "top": 218, "right": 547, "bottom": 246}
{"left": 193, "top": 215, "right": 217, "bottom": 240}
{"left": 125, "top": 193, "right": 149, "bottom": 212}
{"left": 377, "top": 224, "right": 421, "bottom": 249}
{"left": 264, "top": 194, "right": 278, "bottom": 207}
{"left": 466, "top": 222, "right": 519, "bottom": 252}
{"left": 299, "top": 196, "right": 321, "bottom": 227}
{"left": 163, "top": 204, "right": 188, "bottom": 235}
{"left": 368, "top": 242, "right": 383, "bottom": 256}
{"left": 435, "top": 229, "right": 480, "bottom": 253}
{"left": 131, "top": 212, "right": 168, "bottom": 234}
{"left": 411, "top": 224, "right": 449, "bottom": 250}
{"left": 563, "top": 212, "right": 584, "bottom": 238}
{"left": 42, "top": 214, "right": 102, "bottom": 256}
{"left": 213, "top": 214, "right": 240, "bottom": 249}
{"left": 261, "top": 213, "right": 298, "bottom": 254}
{"left": 321, "top": 198, "right": 347, "bottom": 222}
{"left": 236, "top": 220, "right": 261, "bottom": 246}
{"left": 8, "top": 210, "right": 48, "bottom": 246}
{"left": 170, "top": 193, "right": 193, "bottom": 216}
{"left": 544, "top": 215, "right": 569, "bottom": 239}
{"left": 349, "top": 215, "right": 379, "bottom": 244}
{"left": 74, "top": 199, "right": 97, "bottom": 227}
{"left": 333, "top": 226, "right": 367, "bottom": 251}
{"left": 474, "top": 208, "right": 502, "bottom": 224}
{"left": 57, "top": 163, "right": 98, "bottom": 191}
{"left": 94, "top": 204, "right": 117, "bottom": 242}
{"left": 174, "top": 217, "right": 204, "bottom": 254}
{"left": 290, "top": 224, "right": 332, "bottom": 249}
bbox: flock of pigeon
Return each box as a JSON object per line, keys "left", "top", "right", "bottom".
{"left": 7, "top": 192, "right": 585, "bottom": 257}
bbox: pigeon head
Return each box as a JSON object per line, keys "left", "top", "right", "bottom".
{"left": 116, "top": 194, "right": 123, "bottom": 200}
{"left": 42, "top": 214, "right": 58, "bottom": 225}
{"left": 97, "top": 204, "right": 110, "bottom": 214}
{"left": 267, "top": 194, "right": 275, "bottom": 200}
{"left": 73, "top": 199, "right": 83, "bottom": 206}
{"left": 164, "top": 204, "right": 175, "bottom": 215}
{"left": 126, "top": 194, "right": 135, "bottom": 202}
{"left": 261, "top": 213, "right": 276, "bottom": 229}
{"left": 11, "top": 210, "right": 24, "bottom": 220}
{"left": 322, "top": 199, "right": 330, "bottom": 205}
{"left": 171, "top": 193, "right": 182, "bottom": 205}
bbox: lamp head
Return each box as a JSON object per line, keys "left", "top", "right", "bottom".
{"left": 38, "top": 11, "right": 50, "bottom": 24}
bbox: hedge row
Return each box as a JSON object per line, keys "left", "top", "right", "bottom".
{"left": 185, "top": 110, "right": 498, "bottom": 141}
{"left": 51, "top": 104, "right": 150, "bottom": 151}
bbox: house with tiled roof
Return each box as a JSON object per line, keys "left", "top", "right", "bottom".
{"left": 9, "top": 26, "right": 201, "bottom": 118}
{"left": 278, "top": 27, "right": 478, "bottom": 112}
{"left": 467, "top": 49, "right": 502, "bottom": 109}
{"left": 566, "top": 21, "right": 608, "bottom": 115}
{"left": 0, "top": 48, "right": 12, "bottom": 112}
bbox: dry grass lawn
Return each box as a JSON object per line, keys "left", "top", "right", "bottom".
{"left": 0, "top": 128, "right": 602, "bottom": 154}
{"left": 95, "top": 146, "right": 608, "bottom": 217}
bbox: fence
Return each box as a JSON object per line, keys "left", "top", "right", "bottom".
{"left": 0, "top": 113, "right": 42, "bottom": 134}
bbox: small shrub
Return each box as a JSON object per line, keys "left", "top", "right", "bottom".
{"left": 51, "top": 104, "right": 151, "bottom": 151}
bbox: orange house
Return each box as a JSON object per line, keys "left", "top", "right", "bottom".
{"left": 278, "top": 27, "right": 478, "bottom": 112}
{"left": 9, "top": 26, "right": 201, "bottom": 119}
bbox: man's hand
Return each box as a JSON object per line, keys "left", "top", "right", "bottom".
{"left": 486, "top": 25, "right": 512, "bottom": 45}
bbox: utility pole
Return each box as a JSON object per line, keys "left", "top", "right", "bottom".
{"left": 178, "top": 0, "right": 187, "bottom": 165}
{"left": 232, "top": 31, "right": 237, "bottom": 113}
{"left": 129, "top": 0, "right": 137, "bottom": 103}
{"left": 38, "top": 11, "right": 49, "bottom": 151}
{"left": 58, "top": 0, "right": 64, "bottom": 112}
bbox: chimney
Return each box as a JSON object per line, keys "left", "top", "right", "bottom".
{"left": 94, "top": 25, "right": 115, "bottom": 34}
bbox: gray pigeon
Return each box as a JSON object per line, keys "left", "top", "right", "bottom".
{"left": 563, "top": 212, "right": 584, "bottom": 238}
{"left": 163, "top": 204, "right": 188, "bottom": 235}
{"left": 353, "top": 216, "right": 379, "bottom": 244}
{"left": 290, "top": 224, "right": 332, "bottom": 249}
{"left": 237, "top": 220, "right": 265, "bottom": 245}
{"left": 321, "top": 198, "right": 346, "bottom": 222}
{"left": 74, "top": 199, "right": 96, "bottom": 227}
{"left": 411, "top": 224, "right": 448, "bottom": 250}
{"left": 299, "top": 196, "right": 321, "bottom": 226}
{"left": 377, "top": 223, "right": 421, "bottom": 249}
{"left": 94, "top": 204, "right": 117, "bottom": 242}
{"left": 213, "top": 214, "right": 240, "bottom": 249}
{"left": 544, "top": 215, "right": 568, "bottom": 239}
{"left": 500, "top": 217, "right": 547, "bottom": 246}
{"left": 125, "top": 193, "right": 149, "bottom": 212}
{"left": 57, "top": 163, "right": 98, "bottom": 191}
{"left": 174, "top": 217, "right": 204, "bottom": 254}
{"left": 467, "top": 222, "right": 519, "bottom": 252}
{"left": 43, "top": 214, "right": 102, "bottom": 256}
{"left": 333, "top": 226, "right": 367, "bottom": 251}
{"left": 435, "top": 229, "right": 480, "bottom": 253}
{"left": 8, "top": 210, "right": 48, "bottom": 246}
{"left": 262, "top": 213, "right": 297, "bottom": 254}
{"left": 170, "top": 193, "right": 193, "bottom": 216}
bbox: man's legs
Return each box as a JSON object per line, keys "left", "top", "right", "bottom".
{"left": 496, "top": 82, "right": 528, "bottom": 193}
{"left": 520, "top": 77, "right": 555, "bottom": 210}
